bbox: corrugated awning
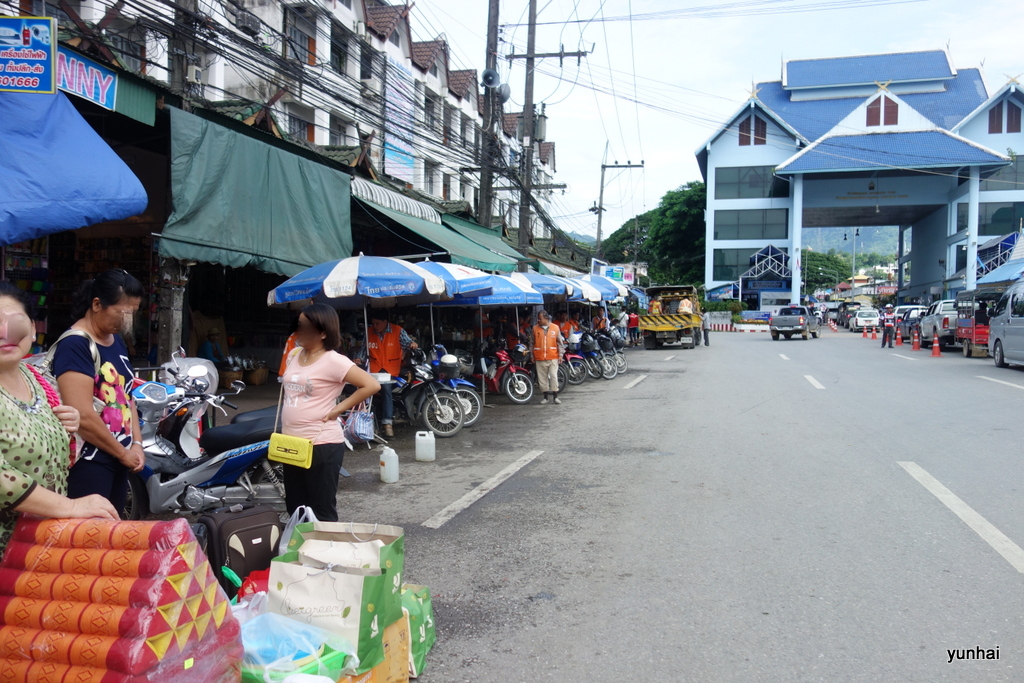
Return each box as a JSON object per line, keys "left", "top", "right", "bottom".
{"left": 356, "top": 199, "right": 517, "bottom": 272}
{"left": 441, "top": 214, "right": 527, "bottom": 263}
{"left": 537, "top": 259, "right": 586, "bottom": 278}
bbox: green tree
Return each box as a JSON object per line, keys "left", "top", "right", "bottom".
{"left": 601, "top": 211, "right": 653, "bottom": 264}
{"left": 644, "top": 181, "right": 706, "bottom": 285}
{"left": 802, "top": 249, "right": 850, "bottom": 292}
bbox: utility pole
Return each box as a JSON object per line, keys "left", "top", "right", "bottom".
{"left": 592, "top": 160, "right": 644, "bottom": 256}
{"left": 476, "top": 0, "right": 500, "bottom": 228}
{"left": 508, "top": 1, "right": 588, "bottom": 272}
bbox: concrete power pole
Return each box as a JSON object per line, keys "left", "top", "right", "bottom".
{"left": 593, "top": 160, "right": 644, "bottom": 256}
{"left": 515, "top": 0, "right": 538, "bottom": 272}
{"left": 476, "top": 0, "right": 500, "bottom": 229}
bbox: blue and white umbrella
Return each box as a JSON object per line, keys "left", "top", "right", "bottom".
{"left": 268, "top": 254, "right": 447, "bottom": 308}
{"left": 509, "top": 271, "right": 572, "bottom": 299}
{"left": 435, "top": 274, "right": 543, "bottom": 307}
{"left": 581, "top": 273, "right": 629, "bottom": 300}
{"left": 417, "top": 261, "right": 494, "bottom": 297}
{"left": 559, "top": 277, "right": 602, "bottom": 302}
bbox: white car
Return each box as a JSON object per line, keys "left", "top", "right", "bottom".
{"left": 849, "top": 309, "right": 880, "bottom": 332}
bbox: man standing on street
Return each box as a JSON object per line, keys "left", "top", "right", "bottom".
{"left": 532, "top": 310, "right": 565, "bottom": 405}
{"left": 359, "top": 314, "right": 416, "bottom": 437}
{"left": 880, "top": 303, "right": 896, "bottom": 348}
{"left": 701, "top": 309, "right": 711, "bottom": 346}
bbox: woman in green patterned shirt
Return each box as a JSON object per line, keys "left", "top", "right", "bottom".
{"left": 0, "top": 283, "right": 118, "bottom": 551}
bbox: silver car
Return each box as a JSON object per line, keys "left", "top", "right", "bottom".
{"left": 989, "top": 283, "right": 1024, "bottom": 367}
{"left": 849, "top": 309, "right": 880, "bottom": 332}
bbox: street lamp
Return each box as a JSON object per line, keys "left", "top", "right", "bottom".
{"left": 843, "top": 229, "right": 861, "bottom": 281}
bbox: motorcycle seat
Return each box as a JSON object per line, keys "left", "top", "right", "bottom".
{"left": 231, "top": 405, "right": 278, "bottom": 424}
{"left": 200, "top": 416, "right": 275, "bottom": 455}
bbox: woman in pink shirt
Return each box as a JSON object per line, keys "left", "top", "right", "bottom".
{"left": 281, "top": 304, "right": 380, "bottom": 521}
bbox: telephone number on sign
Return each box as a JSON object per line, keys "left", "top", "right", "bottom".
{"left": 0, "top": 75, "right": 41, "bottom": 87}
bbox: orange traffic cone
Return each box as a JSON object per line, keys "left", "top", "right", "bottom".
{"left": 931, "top": 333, "right": 942, "bottom": 357}
{"left": 862, "top": 325, "right": 868, "bottom": 338}
{"left": 912, "top": 329, "right": 921, "bottom": 351}
{"left": 895, "top": 328, "right": 903, "bottom": 346}
{"left": 871, "top": 326, "right": 878, "bottom": 341}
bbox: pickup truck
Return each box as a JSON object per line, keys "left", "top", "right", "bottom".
{"left": 769, "top": 306, "right": 821, "bottom": 340}
{"left": 895, "top": 306, "right": 926, "bottom": 341}
{"left": 918, "top": 299, "right": 958, "bottom": 348}
{"left": 640, "top": 285, "right": 703, "bottom": 349}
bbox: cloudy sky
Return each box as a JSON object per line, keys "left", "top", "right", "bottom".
{"left": 407, "top": 0, "right": 1024, "bottom": 241}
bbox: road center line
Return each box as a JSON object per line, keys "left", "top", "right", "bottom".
{"left": 623, "top": 374, "right": 648, "bottom": 390}
{"left": 663, "top": 355, "right": 676, "bottom": 361}
{"left": 779, "top": 354, "right": 790, "bottom": 361}
{"left": 978, "top": 375, "right": 1024, "bottom": 391}
{"left": 422, "top": 450, "right": 544, "bottom": 529}
{"left": 898, "top": 461, "right": 1024, "bottom": 573}
{"left": 892, "top": 354, "right": 918, "bottom": 361}
{"left": 804, "top": 375, "right": 825, "bottom": 390}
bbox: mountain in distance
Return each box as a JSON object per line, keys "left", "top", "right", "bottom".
{"left": 565, "top": 231, "right": 595, "bottom": 245}
{"left": 802, "top": 226, "right": 897, "bottom": 259}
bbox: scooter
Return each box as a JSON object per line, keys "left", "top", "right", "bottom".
{"left": 389, "top": 348, "right": 465, "bottom": 437}
{"left": 595, "top": 331, "right": 619, "bottom": 379}
{"left": 429, "top": 345, "right": 482, "bottom": 427}
{"left": 124, "top": 356, "right": 284, "bottom": 520}
{"left": 474, "top": 340, "right": 534, "bottom": 404}
{"left": 608, "top": 327, "right": 628, "bottom": 373}
{"left": 564, "top": 333, "right": 589, "bottom": 385}
{"left": 578, "top": 330, "right": 610, "bottom": 380}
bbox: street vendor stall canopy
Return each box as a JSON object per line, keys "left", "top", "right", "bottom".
{"left": 160, "top": 106, "right": 353, "bottom": 277}
{"left": 0, "top": 91, "right": 149, "bottom": 246}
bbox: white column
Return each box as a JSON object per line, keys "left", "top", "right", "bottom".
{"left": 790, "top": 174, "right": 804, "bottom": 303}
{"left": 966, "top": 166, "right": 980, "bottom": 291}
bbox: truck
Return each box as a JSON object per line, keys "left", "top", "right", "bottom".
{"left": 639, "top": 285, "right": 703, "bottom": 349}
{"left": 918, "top": 299, "right": 958, "bottom": 348}
{"left": 769, "top": 305, "right": 821, "bottom": 340}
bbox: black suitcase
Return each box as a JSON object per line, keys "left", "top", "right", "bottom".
{"left": 195, "top": 503, "right": 283, "bottom": 597}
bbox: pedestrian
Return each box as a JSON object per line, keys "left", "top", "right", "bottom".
{"left": 358, "top": 313, "right": 416, "bottom": 438}
{"left": 198, "top": 327, "right": 227, "bottom": 364}
{"left": 701, "top": 309, "right": 711, "bottom": 346}
{"left": 0, "top": 282, "right": 118, "bottom": 551}
{"left": 531, "top": 310, "right": 565, "bottom": 405}
{"left": 627, "top": 309, "right": 640, "bottom": 345}
{"left": 615, "top": 308, "right": 629, "bottom": 337}
{"left": 280, "top": 304, "right": 379, "bottom": 521}
{"left": 880, "top": 303, "right": 896, "bottom": 348}
{"left": 52, "top": 269, "right": 145, "bottom": 514}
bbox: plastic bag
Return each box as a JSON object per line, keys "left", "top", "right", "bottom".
{"left": 279, "top": 505, "right": 319, "bottom": 556}
{"left": 232, "top": 590, "right": 269, "bottom": 625}
{"left": 241, "top": 612, "right": 359, "bottom": 682}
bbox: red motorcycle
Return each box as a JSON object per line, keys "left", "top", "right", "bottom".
{"left": 474, "top": 341, "right": 534, "bottom": 404}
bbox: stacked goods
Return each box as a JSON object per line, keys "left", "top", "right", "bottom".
{"left": 0, "top": 517, "right": 242, "bottom": 682}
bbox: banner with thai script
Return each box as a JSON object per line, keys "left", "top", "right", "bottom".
{"left": 0, "top": 17, "right": 55, "bottom": 94}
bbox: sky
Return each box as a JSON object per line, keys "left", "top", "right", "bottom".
{"left": 406, "top": 0, "right": 1024, "bottom": 243}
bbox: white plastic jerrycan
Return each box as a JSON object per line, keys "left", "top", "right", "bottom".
{"left": 415, "top": 431, "right": 436, "bottom": 462}
{"left": 379, "top": 446, "right": 399, "bottom": 483}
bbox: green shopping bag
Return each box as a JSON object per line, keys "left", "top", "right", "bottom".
{"left": 287, "top": 522, "right": 405, "bottom": 629}
{"left": 402, "top": 584, "right": 436, "bottom": 678}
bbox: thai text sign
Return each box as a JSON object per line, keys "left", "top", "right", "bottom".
{"left": 56, "top": 45, "right": 117, "bottom": 110}
{"left": 0, "top": 17, "right": 56, "bottom": 94}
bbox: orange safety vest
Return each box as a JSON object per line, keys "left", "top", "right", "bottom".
{"left": 367, "top": 325, "right": 403, "bottom": 376}
{"left": 559, "top": 321, "right": 574, "bottom": 339}
{"left": 278, "top": 332, "right": 298, "bottom": 376}
{"left": 533, "top": 324, "right": 561, "bottom": 361}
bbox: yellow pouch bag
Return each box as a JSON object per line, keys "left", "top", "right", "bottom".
{"left": 268, "top": 432, "right": 314, "bottom": 469}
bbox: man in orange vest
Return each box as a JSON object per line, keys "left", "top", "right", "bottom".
{"left": 532, "top": 310, "right": 565, "bottom": 405}
{"left": 359, "top": 314, "right": 416, "bottom": 437}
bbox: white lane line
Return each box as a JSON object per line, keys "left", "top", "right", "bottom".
{"left": 422, "top": 450, "right": 544, "bottom": 529}
{"left": 978, "top": 375, "right": 1024, "bottom": 391}
{"left": 898, "top": 461, "right": 1024, "bottom": 573}
{"left": 892, "top": 354, "right": 918, "bottom": 361}
{"left": 804, "top": 375, "right": 825, "bottom": 390}
{"left": 779, "top": 354, "right": 790, "bottom": 361}
{"left": 663, "top": 355, "right": 677, "bottom": 361}
{"left": 623, "top": 374, "right": 648, "bottom": 390}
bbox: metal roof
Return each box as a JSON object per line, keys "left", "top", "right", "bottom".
{"left": 351, "top": 176, "right": 441, "bottom": 223}
{"left": 785, "top": 50, "right": 954, "bottom": 89}
{"left": 776, "top": 130, "right": 1008, "bottom": 175}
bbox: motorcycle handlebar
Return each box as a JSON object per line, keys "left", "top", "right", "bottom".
{"left": 222, "top": 400, "right": 238, "bottom": 410}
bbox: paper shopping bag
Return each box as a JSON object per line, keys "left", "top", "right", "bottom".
{"left": 287, "top": 522, "right": 405, "bottom": 628}
{"left": 401, "top": 584, "right": 436, "bottom": 678}
{"left": 268, "top": 551, "right": 387, "bottom": 673}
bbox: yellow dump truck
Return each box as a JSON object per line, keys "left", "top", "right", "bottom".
{"left": 640, "top": 285, "right": 703, "bottom": 349}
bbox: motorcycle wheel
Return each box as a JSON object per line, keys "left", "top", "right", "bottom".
{"left": 122, "top": 473, "right": 149, "bottom": 521}
{"left": 566, "top": 360, "right": 587, "bottom": 385}
{"left": 422, "top": 392, "right": 465, "bottom": 437}
{"left": 455, "top": 388, "right": 483, "bottom": 427}
{"left": 585, "top": 357, "right": 603, "bottom": 380}
{"left": 600, "top": 356, "right": 618, "bottom": 380}
{"left": 556, "top": 364, "right": 568, "bottom": 393}
{"left": 615, "top": 351, "right": 628, "bottom": 373}
{"left": 502, "top": 371, "right": 535, "bottom": 404}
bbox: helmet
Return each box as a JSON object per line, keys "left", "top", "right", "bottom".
{"left": 885, "top": 304, "right": 893, "bottom": 309}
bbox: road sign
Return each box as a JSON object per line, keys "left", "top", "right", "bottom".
{"left": 0, "top": 17, "right": 56, "bottom": 94}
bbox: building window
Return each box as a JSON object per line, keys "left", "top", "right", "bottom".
{"left": 388, "top": 29, "right": 400, "bottom": 47}
{"left": 287, "top": 113, "right": 314, "bottom": 143}
{"left": 329, "top": 115, "right": 351, "bottom": 146}
{"left": 1010, "top": 103, "right": 1022, "bottom": 133}
{"left": 284, "top": 7, "right": 316, "bottom": 66}
{"left": 330, "top": 23, "right": 348, "bottom": 75}
{"left": 961, "top": 201, "right": 1024, "bottom": 236}
{"left": 424, "top": 92, "right": 439, "bottom": 130}
{"left": 338, "top": 0, "right": 351, "bottom": 6}
{"left": 713, "top": 209, "right": 788, "bottom": 240}
{"left": 738, "top": 117, "right": 750, "bottom": 146}
{"left": 424, "top": 162, "right": 437, "bottom": 196}
{"left": 442, "top": 174, "right": 451, "bottom": 200}
{"left": 107, "top": 32, "right": 143, "bottom": 73}
{"left": 713, "top": 248, "right": 760, "bottom": 281}
{"left": 866, "top": 95, "right": 898, "bottom": 127}
{"left": 738, "top": 115, "right": 766, "bottom": 145}
{"left": 989, "top": 102, "right": 1004, "bottom": 134}
{"left": 360, "top": 43, "right": 376, "bottom": 80}
{"left": 461, "top": 116, "right": 471, "bottom": 150}
{"left": 715, "top": 166, "right": 790, "bottom": 199}
{"left": 981, "top": 157, "right": 1024, "bottom": 191}
{"left": 954, "top": 242, "right": 968, "bottom": 274}
{"left": 430, "top": 62, "right": 438, "bottom": 78}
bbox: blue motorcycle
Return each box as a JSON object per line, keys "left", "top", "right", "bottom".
{"left": 429, "top": 345, "right": 482, "bottom": 427}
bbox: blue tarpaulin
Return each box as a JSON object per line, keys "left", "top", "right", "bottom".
{"left": 0, "top": 91, "right": 148, "bottom": 246}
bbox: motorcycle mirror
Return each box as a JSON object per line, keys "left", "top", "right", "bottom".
{"left": 231, "top": 380, "right": 246, "bottom": 394}
{"left": 186, "top": 365, "right": 209, "bottom": 378}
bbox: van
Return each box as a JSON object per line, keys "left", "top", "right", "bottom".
{"left": 988, "top": 281, "right": 1024, "bottom": 367}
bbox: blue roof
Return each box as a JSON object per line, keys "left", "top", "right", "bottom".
{"left": 901, "top": 68, "right": 988, "bottom": 130}
{"left": 786, "top": 51, "right": 953, "bottom": 89}
{"left": 978, "top": 258, "right": 1024, "bottom": 285}
{"left": 776, "top": 131, "right": 1007, "bottom": 174}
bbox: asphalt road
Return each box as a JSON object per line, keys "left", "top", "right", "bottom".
{"left": 334, "top": 328, "right": 1024, "bottom": 682}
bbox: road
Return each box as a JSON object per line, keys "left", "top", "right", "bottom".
{"left": 335, "top": 329, "right": 1024, "bottom": 682}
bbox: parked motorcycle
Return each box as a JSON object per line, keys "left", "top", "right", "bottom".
{"left": 595, "top": 331, "right": 619, "bottom": 379}
{"left": 474, "top": 340, "right": 534, "bottom": 404}
{"left": 564, "top": 332, "right": 589, "bottom": 385}
{"left": 608, "top": 327, "right": 628, "bottom": 373}
{"left": 579, "top": 329, "right": 614, "bottom": 380}
{"left": 390, "top": 348, "right": 465, "bottom": 437}
{"left": 429, "top": 345, "right": 482, "bottom": 428}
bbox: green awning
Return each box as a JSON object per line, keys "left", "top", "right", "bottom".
{"left": 358, "top": 200, "right": 517, "bottom": 272}
{"left": 441, "top": 214, "right": 527, "bottom": 263}
{"left": 161, "top": 106, "right": 352, "bottom": 277}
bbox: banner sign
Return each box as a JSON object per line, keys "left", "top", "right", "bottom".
{"left": 56, "top": 45, "right": 117, "bottom": 109}
{"left": 740, "top": 311, "right": 771, "bottom": 321}
{"left": 746, "top": 280, "right": 788, "bottom": 290}
{"left": 0, "top": 17, "right": 56, "bottom": 94}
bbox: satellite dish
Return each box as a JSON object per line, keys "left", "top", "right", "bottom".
{"left": 497, "top": 83, "right": 511, "bottom": 104}
{"left": 481, "top": 69, "right": 501, "bottom": 89}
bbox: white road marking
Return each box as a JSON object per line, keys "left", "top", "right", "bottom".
{"left": 804, "top": 375, "right": 825, "bottom": 390}
{"left": 623, "top": 374, "right": 648, "bottom": 390}
{"left": 978, "top": 375, "right": 1024, "bottom": 391}
{"left": 898, "top": 461, "right": 1024, "bottom": 573}
{"left": 892, "top": 354, "right": 918, "bottom": 361}
{"left": 663, "top": 355, "right": 677, "bottom": 361}
{"left": 422, "top": 450, "right": 544, "bottom": 529}
{"left": 779, "top": 354, "right": 790, "bottom": 361}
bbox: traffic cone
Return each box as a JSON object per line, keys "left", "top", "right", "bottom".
{"left": 931, "top": 333, "right": 942, "bottom": 357}
{"left": 912, "top": 329, "right": 921, "bottom": 351}
{"left": 871, "top": 326, "right": 878, "bottom": 341}
{"left": 862, "top": 325, "right": 868, "bottom": 338}
{"left": 894, "top": 328, "right": 903, "bottom": 346}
